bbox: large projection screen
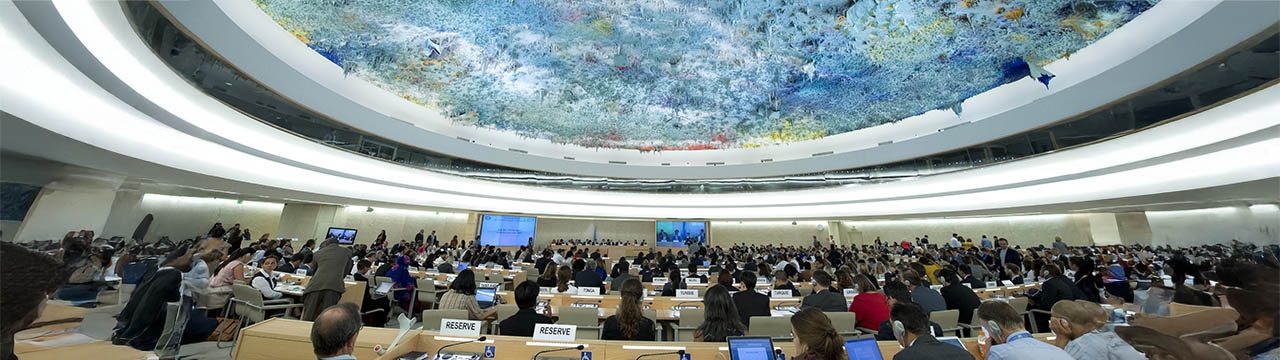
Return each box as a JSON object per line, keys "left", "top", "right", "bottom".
{"left": 655, "top": 221, "right": 707, "bottom": 247}
{"left": 478, "top": 214, "right": 537, "bottom": 247}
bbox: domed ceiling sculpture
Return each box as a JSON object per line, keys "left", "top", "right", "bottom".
{"left": 254, "top": 0, "right": 1157, "bottom": 151}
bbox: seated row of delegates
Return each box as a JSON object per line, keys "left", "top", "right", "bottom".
{"left": 439, "top": 269, "right": 501, "bottom": 320}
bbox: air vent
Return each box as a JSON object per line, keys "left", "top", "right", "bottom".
{"left": 563, "top": 156, "right": 575, "bottom": 160}
{"left": 508, "top": 148, "right": 528, "bottom": 154}
{"left": 760, "top": 158, "right": 773, "bottom": 163}
{"left": 705, "top": 162, "right": 724, "bottom": 166}
{"left": 661, "top": 163, "right": 671, "bottom": 166}
{"left": 942, "top": 121, "right": 971, "bottom": 131}
{"left": 878, "top": 140, "right": 894, "bottom": 146}
{"left": 609, "top": 160, "right": 627, "bottom": 165}
{"left": 811, "top": 151, "right": 833, "bottom": 157}
{"left": 456, "top": 136, "right": 472, "bottom": 142}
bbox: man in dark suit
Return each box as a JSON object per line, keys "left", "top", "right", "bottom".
{"left": 426, "top": 230, "right": 438, "bottom": 245}
{"left": 957, "top": 266, "right": 985, "bottom": 289}
{"left": 414, "top": 230, "right": 425, "bottom": 244}
{"left": 732, "top": 271, "right": 770, "bottom": 329}
{"left": 572, "top": 259, "right": 605, "bottom": 293}
{"left": 938, "top": 270, "right": 982, "bottom": 334}
{"left": 301, "top": 238, "right": 353, "bottom": 321}
{"left": 995, "top": 239, "right": 1022, "bottom": 280}
{"left": 877, "top": 282, "right": 944, "bottom": 341}
{"left": 800, "top": 270, "right": 847, "bottom": 312}
{"left": 888, "top": 302, "right": 975, "bottom": 360}
{"left": 498, "top": 281, "right": 553, "bottom": 336}
{"left": 1029, "top": 264, "right": 1081, "bottom": 331}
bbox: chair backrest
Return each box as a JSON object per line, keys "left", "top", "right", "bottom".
{"left": 677, "top": 308, "right": 705, "bottom": 327}
{"left": 420, "top": 309, "right": 469, "bottom": 331}
{"left": 495, "top": 304, "right": 520, "bottom": 324}
{"left": 556, "top": 307, "right": 599, "bottom": 326}
{"left": 930, "top": 309, "right": 960, "bottom": 329}
{"left": 749, "top": 316, "right": 793, "bottom": 339}
{"left": 1007, "top": 297, "right": 1029, "bottom": 313}
{"left": 375, "top": 276, "right": 393, "bottom": 287}
{"left": 824, "top": 312, "right": 857, "bottom": 334}
{"left": 231, "top": 284, "right": 266, "bottom": 323}
{"left": 416, "top": 278, "right": 437, "bottom": 293}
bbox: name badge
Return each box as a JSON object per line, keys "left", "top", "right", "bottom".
{"left": 771, "top": 290, "right": 793, "bottom": 299}
{"left": 578, "top": 287, "right": 601, "bottom": 295}
{"left": 756, "top": 278, "right": 769, "bottom": 285}
{"left": 843, "top": 289, "right": 858, "bottom": 297}
{"left": 653, "top": 278, "right": 669, "bottom": 285}
{"left": 676, "top": 289, "right": 699, "bottom": 298}
{"left": 439, "top": 319, "right": 482, "bottom": 337}
{"left": 533, "top": 324, "right": 577, "bottom": 342}
{"left": 686, "top": 277, "right": 701, "bottom": 285}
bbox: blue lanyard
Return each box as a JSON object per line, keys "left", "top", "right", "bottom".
{"left": 1006, "top": 332, "right": 1033, "bottom": 343}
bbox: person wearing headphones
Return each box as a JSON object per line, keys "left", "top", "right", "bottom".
{"left": 888, "top": 302, "right": 974, "bottom": 360}
{"left": 976, "top": 301, "right": 1073, "bottom": 360}
{"left": 1050, "top": 300, "right": 1146, "bottom": 360}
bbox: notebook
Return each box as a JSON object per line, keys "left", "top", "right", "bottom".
{"left": 844, "top": 338, "right": 883, "bottom": 360}
{"left": 727, "top": 336, "right": 775, "bottom": 360}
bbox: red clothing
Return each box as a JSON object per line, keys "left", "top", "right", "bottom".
{"left": 899, "top": 241, "right": 912, "bottom": 250}
{"left": 848, "top": 292, "right": 890, "bottom": 330}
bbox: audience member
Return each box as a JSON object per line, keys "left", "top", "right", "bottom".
{"left": 848, "top": 274, "right": 890, "bottom": 330}
{"left": 938, "top": 269, "right": 982, "bottom": 332}
{"left": 889, "top": 302, "right": 974, "bottom": 360}
{"left": 301, "top": 238, "right": 353, "bottom": 321}
{"left": 311, "top": 302, "right": 361, "bottom": 360}
{"left": 352, "top": 260, "right": 390, "bottom": 327}
{"left": 801, "top": 270, "right": 847, "bottom": 312}
{"left": 498, "top": 281, "right": 553, "bottom": 336}
{"left": 0, "top": 242, "right": 71, "bottom": 360}
{"left": 112, "top": 245, "right": 196, "bottom": 352}
{"left": 440, "top": 270, "right": 499, "bottom": 320}
{"left": 601, "top": 279, "right": 655, "bottom": 341}
{"left": 978, "top": 300, "right": 1073, "bottom": 360}
{"left": 693, "top": 285, "right": 745, "bottom": 342}
{"left": 902, "top": 270, "right": 946, "bottom": 313}
{"left": 788, "top": 307, "right": 846, "bottom": 360}
{"left": 1050, "top": 300, "right": 1145, "bottom": 360}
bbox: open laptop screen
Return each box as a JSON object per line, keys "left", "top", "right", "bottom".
{"left": 476, "top": 288, "right": 496, "bottom": 308}
{"left": 456, "top": 262, "right": 469, "bottom": 271}
{"left": 727, "top": 336, "right": 774, "bottom": 360}
{"left": 844, "top": 338, "right": 884, "bottom": 360}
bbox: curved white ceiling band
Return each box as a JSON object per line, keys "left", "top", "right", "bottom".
{"left": 2, "top": 1, "right": 1276, "bottom": 220}
{"left": 38, "top": 0, "right": 1280, "bottom": 209}
{"left": 160, "top": 0, "right": 1276, "bottom": 179}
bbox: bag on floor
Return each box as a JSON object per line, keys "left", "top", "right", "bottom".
{"left": 207, "top": 317, "right": 239, "bottom": 342}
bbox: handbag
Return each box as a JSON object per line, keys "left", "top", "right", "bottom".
{"left": 207, "top": 316, "right": 240, "bottom": 342}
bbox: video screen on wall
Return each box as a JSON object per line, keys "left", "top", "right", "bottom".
{"left": 478, "top": 214, "right": 537, "bottom": 247}
{"left": 656, "top": 221, "right": 707, "bottom": 247}
{"left": 327, "top": 227, "right": 357, "bottom": 244}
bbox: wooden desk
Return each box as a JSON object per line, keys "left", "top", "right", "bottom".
{"left": 233, "top": 318, "right": 413, "bottom": 360}
{"left": 16, "top": 341, "right": 151, "bottom": 360}
{"left": 547, "top": 245, "right": 654, "bottom": 258}
{"left": 272, "top": 276, "right": 365, "bottom": 308}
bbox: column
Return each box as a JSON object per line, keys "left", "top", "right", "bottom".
{"left": 1088, "top": 213, "right": 1123, "bottom": 246}
{"left": 1114, "top": 212, "right": 1153, "bottom": 246}
{"left": 13, "top": 174, "right": 124, "bottom": 242}
{"left": 276, "top": 203, "right": 340, "bottom": 241}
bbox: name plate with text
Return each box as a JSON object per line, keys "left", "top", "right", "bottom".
{"left": 478, "top": 282, "right": 500, "bottom": 288}
{"left": 685, "top": 277, "right": 702, "bottom": 285}
{"left": 771, "top": 290, "right": 794, "bottom": 299}
{"left": 571, "top": 302, "right": 599, "bottom": 308}
{"left": 533, "top": 324, "right": 578, "bottom": 342}
{"left": 541, "top": 287, "right": 554, "bottom": 293}
{"left": 653, "top": 278, "right": 669, "bottom": 285}
{"left": 843, "top": 289, "right": 858, "bottom": 297}
{"left": 578, "top": 287, "right": 601, "bottom": 295}
{"left": 439, "top": 319, "right": 482, "bottom": 337}
{"left": 676, "top": 289, "right": 699, "bottom": 298}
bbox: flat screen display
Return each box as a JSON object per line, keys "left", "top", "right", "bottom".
{"left": 844, "top": 338, "right": 883, "bottom": 360}
{"left": 727, "top": 336, "right": 774, "bottom": 360}
{"left": 656, "top": 221, "right": 707, "bottom": 247}
{"left": 476, "top": 288, "right": 496, "bottom": 308}
{"left": 327, "top": 227, "right": 357, "bottom": 244}
{"left": 478, "top": 214, "right": 537, "bottom": 246}
{"left": 937, "top": 336, "right": 965, "bottom": 349}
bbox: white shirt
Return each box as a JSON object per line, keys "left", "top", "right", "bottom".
{"left": 552, "top": 253, "right": 566, "bottom": 265}
{"left": 950, "top": 238, "right": 961, "bottom": 248}
{"left": 1066, "top": 331, "right": 1147, "bottom": 360}
{"left": 553, "top": 285, "right": 578, "bottom": 294}
{"left": 251, "top": 270, "right": 282, "bottom": 299}
{"left": 181, "top": 259, "right": 210, "bottom": 297}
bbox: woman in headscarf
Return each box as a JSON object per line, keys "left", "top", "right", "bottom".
{"left": 1103, "top": 263, "right": 1134, "bottom": 303}
{"left": 386, "top": 255, "right": 417, "bottom": 313}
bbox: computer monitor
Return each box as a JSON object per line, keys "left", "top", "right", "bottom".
{"left": 937, "top": 336, "right": 965, "bottom": 349}
{"left": 727, "top": 336, "right": 774, "bottom": 360}
{"left": 844, "top": 338, "right": 884, "bottom": 360}
{"left": 476, "top": 288, "right": 496, "bottom": 309}
{"left": 456, "top": 262, "right": 469, "bottom": 271}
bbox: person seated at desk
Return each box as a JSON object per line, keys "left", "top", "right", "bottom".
{"left": 535, "top": 251, "right": 554, "bottom": 276}
{"left": 694, "top": 285, "right": 746, "bottom": 342}
{"left": 1, "top": 242, "right": 73, "bottom": 360}
{"left": 537, "top": 264, "right": 558, "bottom": 288}
{"left": 610, "top": 259, "right": 639, "bottom": 291}
{"left": 956, "top": 266, "right": 985, "bottom": 289}
{"left": 773, "top": 265, "right": 802, "bottom": 297}
{"left": 938, "top": 269, "right": 982, "bottom": 333}
{"left": 733, "top": 271, "right": 770, "bottom": 330}
{"left": 113, "top": 245, "right": 196, "bottom": 352}
{"left": 277, "top": 252, "right": 303, "bottom": 275}
{"left": 686, "top": 262, "right": 708, "bottom": 284}
{"left": 498, "top": 281, "right": 553, "bottom": 336}
{"left": 311, "top": 302, "right": 361, "bottom": 360}
{"left": 601, "top": 279, "right": 655, "bottom": 341}
{"left": 297, "top": 253, "right": 315, "bottom": 276}
{"left": 251, "top": 255, "right": 285, "bottom": 300}
{"left": 977, "top": 300, "right": 1074, "bottom": 360}
{"left": 848, "top": 274, "right": 890, "bottom": 331}
{"left": 660, "top": 267, "right": 685, "bottom": 296}
{"left": 386, "top": 255, "right": 418, "bottom": 314}
{"left": 801, "top": 270, "right": 847, "bottom": 312}
{"left": 209, "top": 248, "right": 252, "bottom": 288}
{"left": 876, "top": 281, "right": 943, "bottom": 340}
{"left": 352, "top": 260, "right": 390, "bottom": 327}
{"left": 788, "top": 307, "right": 846, "bottom": 360}
{"left": 903, "top": 270, "right": 946, "bottom": 313}
{"left": 553, "top": 266, "right": 578, "bottom": 294}
{"left": 572, "top": 259, "right": 605, "bottom": 293}
{"left": 440, "top": 269, "right": 499, "bottom": 320}
{"left": 1003, "top": 264, "right": 1024, "bottom": 285}
{"left": 435, "top": 256, "right": 454, "bottom": 274}
{"left": 1050, "top": 300, "right": 1146, "bottom": 360}
{"left": 888, "top": 302, "right": 975, "bottom": 360}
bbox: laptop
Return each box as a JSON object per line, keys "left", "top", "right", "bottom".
{"left": 937, "top": 336, "right": 965, "bottom": 349}
{"left": 457, "top": 262, "right": 469, "bottom": 271}
{"left": 727, "top": 336, "right": 775, "bottom": 360}
{"left": 844, "top": 338, "right": 883, "bottom": 360}
{"left": 373, "top": 282, "right": 393, "bottom": 298}
{"left": 476, "top": 288, "right": 497, "bottom": 309}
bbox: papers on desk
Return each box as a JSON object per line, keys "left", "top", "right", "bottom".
{"left": 275, "top": 285, "right": 305, "bottom": 293}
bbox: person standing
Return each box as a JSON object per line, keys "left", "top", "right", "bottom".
{"left": 414, "top": 230, "right": 425, "bottom": 244}
{"left": 226, "top": 224, "right": 243, "bottom": 253}
{"left": 426, "top": 230, "right": 438, "bottom": 245}
{"left": 1052, "top": 236, "right": 1069, "bottom": 255}
{"left": 301, "top": 238, "right": 353, "bottom": 321}
{"left": 995, "top": 239, "right": 1022, "bottom": 278}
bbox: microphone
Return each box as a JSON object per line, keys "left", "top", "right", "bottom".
{"left": 530, "top": 344, "right": 584, "bottom": 360}
{"left": 635, "top": 350, "right": 685, "bottom": 360}
{"left": 435, "top": 336, "right": 486, "bottom": 359}
{"left": 673, "top": 301, "right": 703, "bottom": 310}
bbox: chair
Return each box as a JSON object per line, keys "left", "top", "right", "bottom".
{"left": 1005, "top": 297, "right": 1033, "bottom": 332}
{"left": 420, "top": 309, "right": 469, "bottom": 331}
{"left": 415, "top": 278, "right": 441, "bottom": 311}
{"left": 674, "top": 308, "right": 705, "bottom": 341}
{"left": 153, "top": 301, "right": 183, "bottom": 358}
{"left": 491, "top": 304, "right": 519, "bottom": 334}
{"left": 824, "top": 312, "right": 859, "bottom": 337}
{"left": 376, "top": 276, "right": 410, "bottom": 318}
{"left": 643, "top": 309, "right": 660, "bottom": 340}
{"left": 557, "top": 307, "right": 602, "bottom": 340}
{"left": 749, "top": 316, "right": 793, "bottom": 341}
{"left": 222, "top": 284, "right": 303, "bottom": 348}
{"left": 930, "top": 309, "right": 961, "bottom": 337}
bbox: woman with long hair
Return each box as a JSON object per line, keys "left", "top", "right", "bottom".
{"left": 439, "top": 269, "right": 498, "bottom": 320}
{"left": 847, "top": 274, "right": 888, "bottom": 330}
{"left": 209, "top": 248, "right": 253, "bottom": 288}
{"left": 538, "top": 263, "right": 558, "bottom": 287}
{"left": 693, "top": 285, "right": 746, "bottom": 342}
{"left": 601, "top": 278, "right": 655, "bottom": 341}
{"left": 554, "top": 266, "right": 577, "bottom": 294}
{"left": 789, "top": 307, "right": 849, "bottom": 360}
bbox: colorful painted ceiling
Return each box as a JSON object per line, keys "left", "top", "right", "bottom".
{"left": 255, "top": 0, "right": 1157, "bottom": 150}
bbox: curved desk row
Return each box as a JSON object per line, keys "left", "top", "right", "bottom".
{"left": 232, "top": 318, "right": 1056, "bottom": 360}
